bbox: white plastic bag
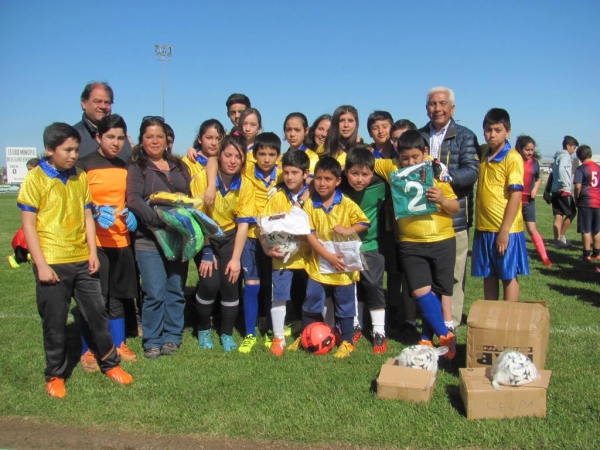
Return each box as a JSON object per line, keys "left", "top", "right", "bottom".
{"left": 316, "top": 231, "right": 366, "bottom": 274}
{"left": 395, "top": 345, "right": 448, "bottom": 376}
{"left": 259, "top": 207, "right": 310, "bottom": 264}
{"left": 491, "top": 350, "right": 540, "bottom": 390}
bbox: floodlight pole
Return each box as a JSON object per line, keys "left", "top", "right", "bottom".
{"left": 154, "top": 45, "right": 173, "bottom": 119}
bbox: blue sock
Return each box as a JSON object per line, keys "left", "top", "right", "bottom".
{"left": 415, "top": 291, "right": 448, "bottom": 338}
{"left": 421, "top": 319, "right": 434, "bottom": 342}
{"left": 339, "top": 317, "right": 354, "bottom": 344}
{"left": 243, "top": 284, "right": 260, "bottom": 336}
{"left": 109, "top": 317, "right": 126, "bottom": 348}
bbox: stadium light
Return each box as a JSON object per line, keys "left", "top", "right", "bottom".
{"left": 154, "top": 45, "right": 173, "bottom": 119}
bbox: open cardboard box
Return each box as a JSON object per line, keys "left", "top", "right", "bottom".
{"left": 377, "top": 358, "right": 435, "bottom": 403}
{"left": 459, "top": 367, "right": 552, "bottom": 420}
{"left": 467, "top": 300, "right": 550, "bottom": 369}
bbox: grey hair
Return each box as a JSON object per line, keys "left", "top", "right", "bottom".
{"left": 426, "top": 86, "right": 455, "bottom": 106}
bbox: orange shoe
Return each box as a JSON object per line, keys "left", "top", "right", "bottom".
{"left": 439, "top": 331, "right": 456, "bottom": 360}
{"left": 418, "top": 339, "right": 434, "bottom": 347}
{"left": 80, "top": 349, "right": 100, "bottom": 373}
{"left": 270, "top": 337, "right": 286, "bottom": 357}
{"left": 117, "top": 343, "right": 138, "bottom": 362}
{"left": 542, "top": 258, "right": 553, "bottom": 267}
{"left": 46, "top": 377, "right": 66, "bottom": 398}
{"left": 352, "top": 326, "right": 362, "bottom": 343}
{"left": 105, "top": 366, "right": 133, "bottom": 385}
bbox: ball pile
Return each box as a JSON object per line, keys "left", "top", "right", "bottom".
{"left": 395, "top": 345, "right": 448, "bottom": 375}
{"left": 263, "top": 231, "right": 300, "bottom": 264}
{"left": 491, "top": 350, "right": 540, "bottom": 390}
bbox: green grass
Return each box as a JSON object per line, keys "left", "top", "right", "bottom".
{"left": 1, "top": 192, "right": 599, "bottom": 449}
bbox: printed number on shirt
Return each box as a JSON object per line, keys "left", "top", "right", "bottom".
{"left": 405, "top": 181, "right": 427, "bottom": 213}
{"left": 592, "top": 171, "right": 598, "bottom": 187}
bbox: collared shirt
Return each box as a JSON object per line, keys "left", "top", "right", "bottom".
{"left": 475, "top": 141, "right": 524, "bottom": 232}
{"left": 429, "top": 122, "right": 451, "bottom": 160}
{"left": 17, "top": 159, "right": 92, "bottom": 264}
{"left": 303, "top": 190, "right": 370, "bottom": 285}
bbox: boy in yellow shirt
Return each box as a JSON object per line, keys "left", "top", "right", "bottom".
{"left": 293, "top": 157, "right": 370, "bottom": 358}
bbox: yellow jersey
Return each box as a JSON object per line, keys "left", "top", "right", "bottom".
{"left": 190, "top": 170, "right": 256, "bottom": 232}
{"left": 476, "top": 144, "right": 524, "bottom": 233}
{"left": 374, "top": 159, "right": 457, "bottom": 243}
{"left": 17, "top": 160, "right": 92, "bottom": 264}
{"left": 182, "top": 153, "right": 208, "bottom": 180}
{"left": 243, "top": 163, "right": 284, "bottom": 238}
{"left": 303, "top": 190, "right": 370, "bottom": 285}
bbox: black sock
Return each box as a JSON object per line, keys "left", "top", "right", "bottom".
{"left": 220, "top": 302, "right": 239, "bottom": 336}
{"left": 195, "top": 295, "right": 214, "bottom": 331}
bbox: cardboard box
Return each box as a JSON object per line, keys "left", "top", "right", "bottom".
{"left": 376, "top": 359, "right": 435, "bottom": 403}
{"left": 459, "top": 367, "right": 552, "bottom": 420}
{"left": 466, "top": 300, "right": 550, "bottom": 369}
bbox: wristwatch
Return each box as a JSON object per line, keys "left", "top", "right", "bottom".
{"left": 297, "top": 199, "right": 305, "bottom": 208}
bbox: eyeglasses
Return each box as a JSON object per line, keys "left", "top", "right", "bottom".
{"left": 142, "top": 116, "right": 165, "bottom": 122}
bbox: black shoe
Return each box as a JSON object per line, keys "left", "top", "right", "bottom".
{"left": 160, "top": 342, "right": 180, "bottom": 355}
{"left": 144, "top": 347, "right": 161, "bottom": 360}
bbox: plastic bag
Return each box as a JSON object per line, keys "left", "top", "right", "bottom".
{"left": 395, "top": 345, "right": 448, "bottom": 376}
{"left": 156, "top": 207, "right": 204, "bottom": 262}
{"left": 149, "top": 226, "right": 183, "bottom": 261}
{"left": 491, "top": 350, "right": 541, "bottom": 390}
{"left": 316, "top": 231, "right": 367, "bottom": 274}
{"left": 259, "top": 207, "right": 311, "bottom": 264}
{"left": 389, "top": 161, "right": 438, "bottom": 219}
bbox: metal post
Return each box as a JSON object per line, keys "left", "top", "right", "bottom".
{"left": 154, "top": 45, "right": 173, "bottom": 119}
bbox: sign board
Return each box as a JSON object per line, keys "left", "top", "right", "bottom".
{"left": 6, "top": 147, "right": 37, "bottom": 183}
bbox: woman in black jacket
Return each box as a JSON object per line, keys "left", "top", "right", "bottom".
{"left": 126, "top": 117, "right": 191, "bottom": 360}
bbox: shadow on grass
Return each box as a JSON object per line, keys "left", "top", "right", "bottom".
{"left": 446, "top": 384, "right": 466, "bottom": 417}
{"left": 546, "top": 283, "right": 600, "bottom": 307}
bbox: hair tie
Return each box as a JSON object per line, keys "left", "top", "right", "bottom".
{"left": 232, "top": 131, "right": 240, "bottom": 136}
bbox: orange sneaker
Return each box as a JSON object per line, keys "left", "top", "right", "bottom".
{"left": 80, "top": 349, "right": 100, "bottom": 373}
{"left": 439, "top": 331, "right": 456, "bottom": 360}
{"left": 418, "top": 339, "right": 434, "bottom": 347}
{"left": 46, "top": 377, "right": 66, "bottom": 398}
{"left": 270, "top": 337, "right": 286, "bottom": 357}
{"left": 105, "top": 366, "right": 133, "bottom": 385}
{"left": 117, "top": 343, "right": 138, "bottom": 362}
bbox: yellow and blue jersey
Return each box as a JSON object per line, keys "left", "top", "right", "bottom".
{"left": 244, "top": 163, "right": 284, "bottom": 238}
{"left": 262, "top": 186, "right": 310, "bottom": 270}
{"left": 303, "top": 190, "right": 370, "bottom": 285}
{"left": 182, "top": 152, "right": 208, "bottom": 180}
{"left": 17, "top": 159, "right": 92, "bottom": 264}
{"left": 374, "top": 159, "right": 457, "bottom": 243}
{"left": 190, "top": 170, "right": 256, "bottom": 232}
{"left": 476, "top": 143, "right": 524, "bottom": 233}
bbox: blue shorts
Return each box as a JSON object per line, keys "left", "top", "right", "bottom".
{"left": 577, "top": 207, "right": 600, "bottom": 234}
{"left": 522, "top": 201, "right": 536, "bottom": 223}
{"left": 272, "top": 269, "right": 294, "bottom": 302}
{"left": 241, "top": 238, "right": 270, "bottom": 281}
{"left": 471, "top": 230, "right": 530, "bottom": 280}
{"left": 303, "top": 278, "right": 356, "bottom": 319}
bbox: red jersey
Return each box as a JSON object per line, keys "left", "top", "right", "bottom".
{"left": 521, "top": 158, "right": 539, "bottom": 205}
{"left": 574, "top": 160, "right": 600, "bottom": 208}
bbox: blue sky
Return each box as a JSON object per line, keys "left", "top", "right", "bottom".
{"left": 1, "top": 0, "right": 598, "bottom": 165}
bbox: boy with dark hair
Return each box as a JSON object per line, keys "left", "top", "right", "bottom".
{"left": 259, "top": 150, "right": 311, "bottom": 355}
{"left": 226, "top": 93, "right": 251, "bottom": 129}
{"left": 374, "top": 130, "right": 458, "bottom": 359}
{"left": 76, "top": 114, "right": 139, "bottom": 371}
{"left": 342, "top": 147, "right": 388, "bottom": 353}
{"left": 18, "top": 122, "right": 133, "bottom": 398}
{"left": 367, "top": 110, "right": 396, "bottom": 160}
{"left": 471, "top": 108, "right": 529, "bottom": 302}
{"left": 551, "top": 135, "right": 579, "bottom": 247}
{"left": 573, "top": 145, "right": 600, "bottom": 260}
{"left": 290, "top": 157, "right": 370, "bottom": 358}
{"left": 239, "top": 132, "right": 283, "bottom": 352}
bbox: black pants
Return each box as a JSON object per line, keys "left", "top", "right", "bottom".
{"left": 35, "top": 261, "right": 119, "bottom": 381}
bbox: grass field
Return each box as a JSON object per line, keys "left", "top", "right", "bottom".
{"left": 1, "top": 191, "right": 599, "bottom": 449}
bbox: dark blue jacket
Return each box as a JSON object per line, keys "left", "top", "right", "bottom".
{"left": 419, "top": 118, "right": 480, "bottom": 232}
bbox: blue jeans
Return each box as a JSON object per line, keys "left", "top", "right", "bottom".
{"left": 136, "top": 250, "right": 188, "bottom": 350}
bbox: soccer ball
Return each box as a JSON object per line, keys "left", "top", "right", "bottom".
{"left": 301, "top": 322, "right": 335, "bottom": 355}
